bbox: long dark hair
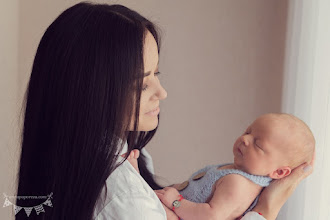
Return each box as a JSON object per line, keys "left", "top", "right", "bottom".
{"left": 16, "top": 2, "right": 162, "bottom": 219}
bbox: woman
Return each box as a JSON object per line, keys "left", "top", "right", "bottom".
{"left": 16, "top": 2, "right": 314, "bottom": 220}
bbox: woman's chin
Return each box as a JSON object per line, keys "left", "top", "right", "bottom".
{"left": 137, "top": 120, "right": 159, "bottom": 131}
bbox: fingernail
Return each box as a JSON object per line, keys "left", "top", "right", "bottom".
{"left": 303, "top": 165, "right": 312, "bottom": 172}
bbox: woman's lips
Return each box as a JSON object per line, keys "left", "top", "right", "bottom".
{"left": 145, "top": 107, "right": 160, "bottom": 116}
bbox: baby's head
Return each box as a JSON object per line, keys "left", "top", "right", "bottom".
{"left": 233, "top": 113, "right": 315, "bottom": 179}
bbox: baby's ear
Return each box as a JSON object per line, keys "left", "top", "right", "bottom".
{"left": 269, "top": 166, "right": 292, "bottom": 179}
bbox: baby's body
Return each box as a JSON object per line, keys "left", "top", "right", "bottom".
{"left": 171, "top": 163, "right": 271, "bottom": 216}
{"left": 155, "top": 113, "right": 315, "bottom": 220}
{"left": 171, "top": 163, "right": 270, "bottom": 219}
{"left": 166, "top": 164, "right": 269, "bottom": 220}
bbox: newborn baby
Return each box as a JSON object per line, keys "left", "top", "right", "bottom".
{"left": 155, "top": 113, "right": 315, "bottom": 220}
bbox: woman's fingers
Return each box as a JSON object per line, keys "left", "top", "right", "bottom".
{"left": 253, "top": 160, "right": 315, "bottom": 220}
{"left": 155, "top": 192, "right": 164, "bottom": 199}
{"left": 297, "top": 162, "right": 313, "bottom": 181}
{"left": 161, "top": 203, "right": 179, "bottom": 220}
{"left": 274, "top": 162, "right": 313, "bottom": 194}
{"left": 155, "top": 191, "right": 165, "bottom": 203}
{"left": 132, "top": 149, "right": 140, "bottom": 159}
{"left": 120, "top": 149, "right": 140, "bottom": 159}
{"left": 125, "top": 150, "right": 140, "bottom": 174}
{"left": 154, "top": 189, "right": 166, "bottom": 194}
{"left": 311, "top": 150, "right": 316, "bottom": 167}
{"left": 289, "top": 153, "right": 315, "bottom": 185}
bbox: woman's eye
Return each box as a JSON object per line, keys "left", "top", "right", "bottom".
{"left": 142, "top": 72, "right": 161, "bottom": 91}
{"left": 142, "top": 85, "right": 148, "bottom": 91}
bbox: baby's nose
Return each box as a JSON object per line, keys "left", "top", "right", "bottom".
{"left": 241, "top": 135, "right": 250, "bottom": 147}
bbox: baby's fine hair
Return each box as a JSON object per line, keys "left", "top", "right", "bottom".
{"left": 271, "top": 113, "right": 315, "bottom": 168}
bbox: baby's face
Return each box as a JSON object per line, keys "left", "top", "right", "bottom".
{"left": 233, "top": 115, "right": 292, "bottom": 176}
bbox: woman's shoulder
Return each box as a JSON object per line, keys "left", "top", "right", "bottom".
{"left": 95, "top": 160, "right": 147, "bottom": 206}
{"left": 93, "top": 160, "right": 166, "bottom": 219}
{"left": 109, "top": 159, "right": 149, "bottom": 194}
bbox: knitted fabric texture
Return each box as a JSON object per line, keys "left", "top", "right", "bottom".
{"left": 179, "top": 163, "right": 273, "bottom": 214}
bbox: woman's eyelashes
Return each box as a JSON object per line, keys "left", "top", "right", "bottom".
{"left": 142, "top": 85, "right": 148, "bottom": 91}
{"left": 142, "top": 71, "right": 161, "bottom": 91}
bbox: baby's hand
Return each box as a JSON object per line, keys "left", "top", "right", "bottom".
{"left": 121, "top": 149, "right": 140, "bottom": 174}
{"left": 155, "top": 187, "right": 181, "bottom": 209}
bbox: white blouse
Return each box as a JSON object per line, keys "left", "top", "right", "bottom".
{"left": 93, "top": 141, "right": 266, "bottom": 220}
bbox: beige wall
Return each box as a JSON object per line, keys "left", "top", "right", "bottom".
{"left": 144, "top": 0, "right": 287, "bottom": 184}
{"left": 1, "top": 0, "right": 287, "bottom": 218}
{"left": 0, "top": 0, "right": 19, "bottom": 219}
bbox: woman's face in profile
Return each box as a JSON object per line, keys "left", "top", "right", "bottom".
{"left": 130, "top": 31, "right": 167, "bottom": 131}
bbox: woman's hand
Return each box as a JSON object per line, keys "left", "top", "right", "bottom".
{"left": 160, "top": 203, "right": 180, "bottom": 220}
{"left": 253, "top": 152, "right": 315, "bottom": 220}
{"left": 121, "top": 149, "right": 140, "bottom": 174}
{"left": 155, "top": 187, "right": 181, "bottom": 209}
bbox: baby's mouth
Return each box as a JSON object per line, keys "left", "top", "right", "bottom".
{"left": 238, "top": 147, "right": 243, "bottom": 156}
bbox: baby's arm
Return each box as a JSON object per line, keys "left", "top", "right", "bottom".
{"left": 207, "top": 174, "right": 263, "bottom": 219}
{"left": 156, "top": 174, "right": 262, "bottom": 220}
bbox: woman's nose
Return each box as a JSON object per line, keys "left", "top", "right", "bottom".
{"left": 153, "top": 81, "right": 167, "bottom": 100}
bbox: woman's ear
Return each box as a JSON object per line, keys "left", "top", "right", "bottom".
{"left": 269, "top": 166, "right": 292, "bottom": 179}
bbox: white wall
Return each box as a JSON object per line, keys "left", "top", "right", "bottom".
{"left": 279, "top": 0, "right": 330, "bottom": 219}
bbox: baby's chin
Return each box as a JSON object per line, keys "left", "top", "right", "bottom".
{"left": 233, "top": 161, "right": 248, "bottom": 173}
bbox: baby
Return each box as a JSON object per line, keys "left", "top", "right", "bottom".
{"left": 154, "top": 113, "right": 315, "bottom": 220}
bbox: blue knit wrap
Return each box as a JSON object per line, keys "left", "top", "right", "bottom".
{"left": 179, "top": 163, "right": 273, "bottom": 214}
